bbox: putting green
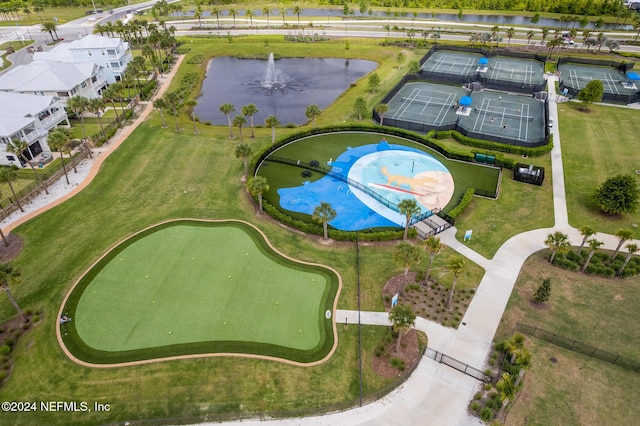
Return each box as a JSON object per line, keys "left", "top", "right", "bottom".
{"left": 60, "top": 220, "right": 340, "bottom": 365}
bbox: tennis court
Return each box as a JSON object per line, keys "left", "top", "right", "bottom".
{"left": 558, "top": 63, "right": 633, "bottom": 95}
{"left": 386, "top": 82, "right": 467, "bottom": 127}
{"left": 486, "top": 57, "right": 545, "bottom": 86}
{"left": 457, "top": 92, "right": 545, "bottom": 143}
{"left": 421, "top": 51, "right": 481, "bottom": 77}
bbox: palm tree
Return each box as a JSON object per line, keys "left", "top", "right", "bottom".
{"left": 397, "top": 198, "right": 420, "bottom": 240}
{"left": 246, "top": 9, "right": 254, "bottom": 27}
{"left": 293, "top": 5, "right": 301, "bottom": 26}
{"left": 102, "top": 85, "right": 121, "bottom": 123}
{"left": 618, "top": 244, "right": 639, "bottom": 276}
{"left": 212, "top": 7, "right": 221, "bottom": 29}
{"left": 153, "top": 98, "right": 168, "bottom": 128}
{"left": 67, "top": 96, "right": 90, "bottom": 145}
{"left": 0, "top": 165, "right": 24, "bottom": 212}
{"left": 506, "top": 27, "right": 515, "bottom": 45}
{"left": 241, "top": 104, "right": 259, "bottom": 138}
{"left": 41, "top": 20, "right": 58, "bottom": 42}
{"left": 88, "top": 97, "right": 106, "bottom": 140}
{"left": 263, "top": 7, "right": 271, "bottom": 27}
{"left": 444, "top": 255, "right": 466, "bottom": 309}
{"left": 389, "top": 304, "right": 416, "bottom": 353}
{"left": 612, "top": 229, "right": 634, "bottom": 260}
{"left": 423, "top": 235, "right": 445, "bottom": 284}
{"left": 541, "top": 27, "right": 549, "bottom": 45}
{"left": 164, "top": 92, "right": 181, "bottom": 131}
{"left": 235, "top": 144, "right": 252, "bottom": 179}
{"left": 194, "top": 4, "right": 203, "bottom": 28}
{"left": 229, "top": 8, "right": 237, "bottom": 27}
{"left": 545, "top": 232, "right": 570, "bottom": 264}
{"left": 0, "top": 190, "right": 9, "bottom": 246}
{"left": 526, "top": 30, "right": 535, "bottom": 46}
{"left": 305, "top": 104, "right": 321, "bottom": 127}
{"left": 233, "top": 115, "right": 247, "bottom": 143}
{"left": 312, "top": 202, "right": 337, "bottom": 240}
{"left": 264, "top": 115, "right": 280, "bottom": 143}
{"left": 0, "top": 263, "right": 26, "bottom": 322}
{"left": 581, "top": 238, "right": 604, "bottom": 272}
{"left": 577, "top": 225, "right": 596, "bottom": 254}
{"left": 48, "top": 128, "right": 73, "bottom": 183}
{"left": 247, "top": 176, "right": 269, "bottom": 213}
{"left": 393, "top": 241, "right": 421, "bottom": 275}
{"left": 219, "top": 103, "right": 236, "bottom": 138}
{"left": 280, "top": 8, "right": 287, "bottom": 25}
{"left": 7, "top": 138, "right": 48, "bottom": 195}
{"left": 374, "top": 103, "right": 389, "bottom": 126}
{"left": 184, "top": 99, "right": 199, "bottom": 134}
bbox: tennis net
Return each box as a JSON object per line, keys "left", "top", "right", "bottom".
{"left": 400, "top": 97, "right": 455, "bottom": 108}
{"left": 476, "top": 108, "right": 535, "bottom": 121}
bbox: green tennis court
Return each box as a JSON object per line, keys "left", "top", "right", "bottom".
{"left": 61, "top": 220, "right": 340, "bottom": 364}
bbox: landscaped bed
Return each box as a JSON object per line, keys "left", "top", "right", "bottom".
{"left": 59, "top": 219, "right": 341, "bottom": 365}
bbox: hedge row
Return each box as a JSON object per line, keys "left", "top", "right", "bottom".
{"left": 263, "top": 201, "right": 414, "bottom": 241}
{"left": 448, "top": 188, "right": 475, "bottom": 219}
{"left": 435, "top": 130, "right": 553, "bottom": 161}
{"left": 552, "top": 251, "right": 640, "bottom": 278}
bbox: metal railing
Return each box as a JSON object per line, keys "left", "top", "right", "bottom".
{"left": 425, "top": 347, "right": 493, "bottom": 383}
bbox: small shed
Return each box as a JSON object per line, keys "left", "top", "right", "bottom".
{"left": 514, "top": 163, "right": 545, "bottom": 186}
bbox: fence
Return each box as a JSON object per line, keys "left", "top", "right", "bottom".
{"left": 425, "top": 347, "right": 493, "bottom": 383}
{"left": 558, "top": 80, "right": 640, "bottom": 104}
{"left": 515, "top": 323, "right": 640, "bottom": 373}
{"left": 557, "top": 56, "right": 635, "bottom": 73}
{"left": 0, "top": 147, "right": 91, "bottom": 220}
{"left": 87, "top": 98, "right": 138, "bottom": 145}
{"left": 420, "top": 45, "right": 547, "bottom": 95}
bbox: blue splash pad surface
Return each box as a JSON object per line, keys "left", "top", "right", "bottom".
{"left": 277, "top": 143, "right": 452, "bottom": 231}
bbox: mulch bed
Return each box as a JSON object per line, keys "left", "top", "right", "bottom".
{"left": 0, "top": 234, "right": 24, "bottom": 263}
{"left": 382, "top": 272, "right": 474, "bottom": 329}
{"left": 371, "top": 328, "right": 421, "bottom": 378}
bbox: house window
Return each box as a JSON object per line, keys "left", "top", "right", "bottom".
{"left": 101, "top": 50, "right": 105, "bottom": 55}
{"left": 91, "top": 76, "right": 97, "bottom": 83}
{"left": 110, "top": 62, "right": 119, "bottom": 68}
{"left": 81, "top": 81, "right": 87, "bottom": 88}
{"left": 6, "top": 155, "right": 15, "bottom": 161}
{"left": 88, "top": 51, "right": 92, "bottom": 56}
{"left": 107, "top": 49, "right": 116, "bottom": 55}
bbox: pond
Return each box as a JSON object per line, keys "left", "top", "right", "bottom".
{"left": 195, "top": 56, "right": 377, "bottom": 126}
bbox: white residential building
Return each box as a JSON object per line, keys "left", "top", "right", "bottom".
{"left": 0, "top": 60, "right": 107, "bottom": 104}
{"left": 0, "top": 92, "right": 69, "bottom": 168}
{"left": 33, "top": 34, "right": 133, "bottom": 84}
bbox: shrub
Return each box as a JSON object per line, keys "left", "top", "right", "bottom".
{"left": 0, "top": 371, "right": 7, "bottom": 381}
{"left": 390, "top": 357, "right": 406, "bottom": 371}
{"left": 405, "top": 283, "right": 420, "bottom": 291}
{"left": 480, "top": 406, "right": 494, "bottom": 421}
{"left": 32, "top": 315, "right": 40, "bottom": 323}
{"left": 470, "top": 401, "right": 480, "bottom": 411}
{"left": 0, "top": 345, "right": 10, "bottom": 355}
{"left": 415, "top": 269, "right": 425, "bottom": 282}
{"left": 474, "top": 392, "right": 483, "bottom": 400}
{"left": 4, "top": 338, "right": 15, "bottom": 347}
{"left": 484, "top": 383, "right": 492, "bottom": 391}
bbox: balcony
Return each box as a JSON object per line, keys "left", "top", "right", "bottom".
{"left": 37, "top": 108, "right": 68, "bottom": 130}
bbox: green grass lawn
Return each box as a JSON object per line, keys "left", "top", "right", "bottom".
{"left": 495, "top": 250, "right": 640, "bottom": 424}
{"left": 444, "top": 137, "right": 554, "bottom": 258}
{"left": 63, "top": 220, "right": 338, "bottom": 364}
{"left": 560, "top": 102, "right": 640, "bottom": 234}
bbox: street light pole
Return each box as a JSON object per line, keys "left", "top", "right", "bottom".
{"left": 91, "top": 0, "right": 97, "bottom": 14}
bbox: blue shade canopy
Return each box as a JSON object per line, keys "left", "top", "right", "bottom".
{"left": 459, "top": 96, "right": 472, "bottom": 106}
{"left": 478, "top": 57, "right": 489, "bottom": 65}
{"left": 627, "top": 72, "right": 640, "bottom": 81}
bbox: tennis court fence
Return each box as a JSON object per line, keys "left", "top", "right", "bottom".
{"left": 557, "top": 56, "right": 635, "bottom": 74}
{"left": 558, "top": 80, "right": 640, "bottom": 104}
{"left": 419, "top": 46, "right": 547, "bottom": 95}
